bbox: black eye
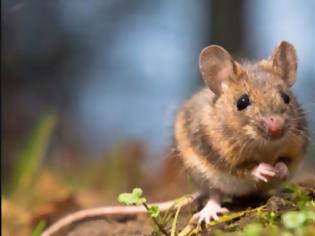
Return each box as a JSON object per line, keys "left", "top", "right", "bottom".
{"left": 280, "top": 91, "right": 290, "bottom": 104}
{"left": 237, "top": 94, "right": 250, "bottom": 111}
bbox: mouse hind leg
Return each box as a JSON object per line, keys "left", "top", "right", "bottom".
{"left": 197, "top": 189, "right": 229, "bottom": 224}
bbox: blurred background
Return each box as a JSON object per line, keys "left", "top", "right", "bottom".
{"left": 2, "top": 0, "right": 315, "bottom": 234}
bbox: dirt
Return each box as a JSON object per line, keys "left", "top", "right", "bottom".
{"left": 45, "top": 184, "right": 314, "bottom": 236}
{"left": 60, "top": 216, "right": 153, "bottom": 236}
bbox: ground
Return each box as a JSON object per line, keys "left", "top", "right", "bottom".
{"left": 44, "top": 183, "right": 315, "bottom": 236}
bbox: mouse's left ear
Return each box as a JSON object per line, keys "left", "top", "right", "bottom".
{"left": 269, "top": 41, "right": 297, "bottom": 87}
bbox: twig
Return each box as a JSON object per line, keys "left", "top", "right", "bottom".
{"left": 179, "top": 205, "right": 266, "bottom": 236}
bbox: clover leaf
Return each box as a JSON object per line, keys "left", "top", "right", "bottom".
{"left": 148, "top": 205, "right": 160, "bottom": 218}
{"left": 118, "top": 188, "right": 147, "bottom": 206}
{"left": 282, "top": 211, "right": 307, "bottom": 229}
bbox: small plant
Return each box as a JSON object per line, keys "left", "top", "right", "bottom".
{"left": 8, "top": 113, "right": 57, "bottom": 196}
{"left": 31, "top": 220, "right": 46, "bottom": 236}
{"left": 118, "top": 188, "right": 147, "bottom": 206}
{"left": 284, "top": 182, "right": 311, "bottom": 209}
{"left": 243, "top": 223, "right": 262, "bottom": 236}
{"left": 118, "top": 188, "right": 168, "bottom": 235}
{"left": 282, "top": 210, "right": 315, "bottom": 230}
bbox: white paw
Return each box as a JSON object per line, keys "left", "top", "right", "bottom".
{"left": 274, "top": 162, "right": 289, "bottom": 180}
{"left": 197, "top": 202, "right": 229, "bottom": 225}
{"left": 251, "top": 163, "right": 277, "bottom": 183}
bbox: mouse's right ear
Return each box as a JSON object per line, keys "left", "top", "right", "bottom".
{"left": 199, "top": 45, "right": 244, "bottom": 95}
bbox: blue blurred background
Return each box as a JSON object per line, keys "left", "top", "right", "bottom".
{"left": 2, "top": 0, "right": 315, "bottom": 184}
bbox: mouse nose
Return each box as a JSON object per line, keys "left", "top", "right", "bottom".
{"left": 262, "top": 115, "right": 285, "bottom": 138}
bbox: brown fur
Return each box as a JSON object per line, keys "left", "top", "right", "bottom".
{"left": 174, "top": 41, "right": 308, "bottom": 196}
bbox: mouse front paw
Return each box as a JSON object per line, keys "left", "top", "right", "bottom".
{"left": 197, "top": 202, "right": 229, "bottom": 225}
{"left": 274, "top": 161, "right": 289, "bottom": 180}
{"left": 251, "top": 162, "right": 277, "bottom": 183}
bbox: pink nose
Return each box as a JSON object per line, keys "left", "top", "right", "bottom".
{"left": 262, "top": 115, "right": 285, "bottom": 138}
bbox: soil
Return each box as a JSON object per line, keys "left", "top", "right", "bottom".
{"left": 46, "top": 185, "right": 315, "bottom": 236}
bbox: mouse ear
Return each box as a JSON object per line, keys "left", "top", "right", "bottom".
{"left": 199, "top": 45, "right": 244, "bottom": 95}
{"left": 269, "top": 41, "right": 297, "bottom": 87}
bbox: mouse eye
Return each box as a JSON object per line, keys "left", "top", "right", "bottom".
{"left": 237, "top": 94, "right": 250, "bottom": 111}
{"left": 280, "top": 91, "right": 290, "bottom": 104}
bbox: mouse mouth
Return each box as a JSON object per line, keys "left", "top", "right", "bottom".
{"left": 256, "top": 125, "right": 287, "bottom": 141}
{"left": 256, "top": 115, "right": 289, "bottom": 141}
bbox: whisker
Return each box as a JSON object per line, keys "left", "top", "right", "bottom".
{"left": 294, "top": 124, "right": 314, "bottom": 132}
{"left": 238, "top": 138, "right": 255, "bottom": 157}
{"left": 289, "top": 127, "right": 315, "bottom": 145}
{"left": 295, "top": 110, "right": 314, "bottom": 116}
{"left": 297, "top": 105, "right": 315, "bottom": 114}
{"left": 291, "top": 115, "right": 306, "bottom": 120}
{"left": 300, "top": 102, "right": 315, "bottom": 108}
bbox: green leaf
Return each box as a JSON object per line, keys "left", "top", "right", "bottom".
{"left": 171, "top": 206, "right": 182, "bottom": 236}
{"left": 282, "top": 211, "right": 307, "bottom": 229}
{"left": 243, "top": 223, "right": 262, "bottom": 236}
{"left": 148, "top": 205, "right": 160, "bottom": 218}
{"left": 118, "top": 188, "right": 146, "bottom": 206}
{"left": 31, "top": 220, "right": 46, "bottom": 236}
{"left": 280, "top": 232, "right": 294, "bottom": 236}
{"left": 8, "top": 113, "right": 57, "bottom": 195}
{"left": 284, "top": 183, "right": 310, "bottom": 209}
{"left": 304, "top": 210, "right": 315, "bottom": 222}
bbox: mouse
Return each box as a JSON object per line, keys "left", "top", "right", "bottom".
{"left": 41, "top": 41, "right": 309, "bottom": 235}
{"left": 173, "top": 41, "right": 308, "bottom": 224}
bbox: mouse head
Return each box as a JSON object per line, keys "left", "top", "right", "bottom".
{"left": 199, "top": 41, "right": 302, "bottom": 143}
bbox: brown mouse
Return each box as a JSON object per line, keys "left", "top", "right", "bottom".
{"left": 174, "top": 41, "right": 308, "bottom": 223}
{"left": 42, "top": 41, "right": 309, "bottom": 235}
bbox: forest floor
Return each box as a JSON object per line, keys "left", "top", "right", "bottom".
{"left": 41, "top": 182, "right": 315, "bottom": 236}
{"left": 2, "top": 115, "right": 315, "bottom": 236}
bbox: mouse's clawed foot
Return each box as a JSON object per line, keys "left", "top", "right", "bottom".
{"left": 274, "top": 161, "right": 289, "bottom": 180}
{"left": 251, "top": 162, "right": 277, "bottom": 183}
{"left": 197, "top": 192, "right": 229, "bottom": 225}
